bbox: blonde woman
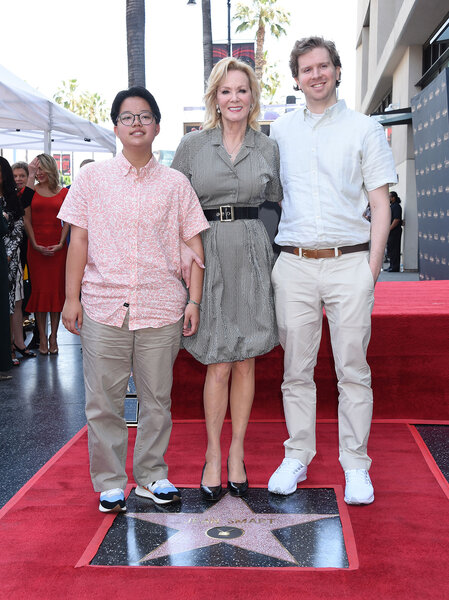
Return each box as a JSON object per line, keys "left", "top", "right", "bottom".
{"left": 24, "top": 154, "right": 69, "bottom": 355}
{"left": 172, "top": 57, "right": 282, "bottom": 500}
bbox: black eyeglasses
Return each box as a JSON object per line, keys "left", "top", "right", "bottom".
{"left": 118, "top": 111, "right": 154, "bottom": 126}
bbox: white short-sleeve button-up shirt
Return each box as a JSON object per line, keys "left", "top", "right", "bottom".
{"left": 270, "top": 100, "right": 397, "bottom": 248}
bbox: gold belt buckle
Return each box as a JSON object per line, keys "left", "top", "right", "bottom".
{"left": 219, "top": 205, "right": 234, "bottom": 222}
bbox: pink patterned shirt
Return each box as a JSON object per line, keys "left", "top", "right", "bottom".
{"left": 58, "top": 153, "right": 209, "bottom": 330}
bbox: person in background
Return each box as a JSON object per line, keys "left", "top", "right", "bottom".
{"left": 79, "top": 159, "right": 95, "bottom": 169}
{"left": 386, "top": 191, "right": 402, "bottom": 272}
{"left": 172, "top": 57, "right": 281, "bottom": 501}
{"left": 59, "top": 86, "right": 208, "bottom": 513}
{"left": 268, "top": 36, "right": 397, "bottom": 505}
{"left": 0, "top": 213, "right": 13, "bottom": 380}
{"left": 11, "top": 161, "right": 37, "bottom": 357}
{"left": 24, "top": 154, "right": 69, "bottom": 355}
{"left": 0, "top": 158, "right": 33, "bottom": 365}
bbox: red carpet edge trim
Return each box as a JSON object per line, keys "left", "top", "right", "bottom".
{"left": 76, "top": 483, "right": 134, "bottom": 568}
{"left": 76, "top": 483, "right": 359, "bottom": 571}
{"left": 0, "top": 425, "right": 88, "bottom": 522}
{"left": 407, "top": 423, "right": 449, "bottom": 501}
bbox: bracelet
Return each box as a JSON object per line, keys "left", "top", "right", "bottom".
{"left": 187, "top": 299, "right": 201, "bottom": 310}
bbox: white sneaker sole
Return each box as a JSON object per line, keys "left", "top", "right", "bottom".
{"left": 135, "top": 485, "right": 181, "bottom": 504}
{"left": 268, "top": 472, "right": 307, "bottom": 495}
{"left": 344, "top": 493, "right": 374, "bottom": 505}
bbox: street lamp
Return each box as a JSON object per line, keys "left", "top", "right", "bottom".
{"left": 186, "top": 0, "right": 232, "bottom": 57}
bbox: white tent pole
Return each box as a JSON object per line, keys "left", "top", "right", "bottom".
{"left": 44, "top": 129, "right": 51, "bottom": 154}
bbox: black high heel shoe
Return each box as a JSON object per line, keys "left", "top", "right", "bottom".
{"left": 13, "top": 343, "right": 36, "bottom": 359}
{"left": 227, "top": 459, "right": 249, "bottom": 497}
{"left": 200, "top": 463, "right": 222, "bottom": 501}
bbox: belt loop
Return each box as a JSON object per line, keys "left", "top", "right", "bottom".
{"left": 334, "top": 247, "right": 339, "bottom": 257}
{"left": 298, "top": 248, "right": 303, "bottom": 258}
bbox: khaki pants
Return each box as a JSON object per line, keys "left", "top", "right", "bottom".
{"left": 80, "top": 311, "right": 182, "bottom": 491}
{"left": 271, "top": 251, "right": 375, "bottom": 471}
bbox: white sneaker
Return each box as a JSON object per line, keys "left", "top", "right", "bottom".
{"left": 268, "top": 458, "right": 307, "bottom": 495}
{"left": 344, "top": 469, "right": 374, "bottom": 505}
{"left": 135, "top": 479, "right": 181, "bottom": 504}
{"left": 99, "top": 488, "right": 126, "bottom": 513}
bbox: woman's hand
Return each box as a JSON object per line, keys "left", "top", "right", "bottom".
{"left": 47, "top": 242, "right": 64, "bottom": 253}
{"left": 33, "top": 242, "right": 54, "bottom": 256}
{"left": 183, "top": 303, "right": 200, "bottom": 336}
{"left": 28, "top": 157, "right": 39, "bottom": 178}
{"left": 62, "top": 298, "right": 83, "bottom": 335}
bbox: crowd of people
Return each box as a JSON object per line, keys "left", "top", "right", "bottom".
{"left": 2, "top": 35, "right": 401, "bottom": 514}
{"left": 0, "top": 154, "right": 80, "bottom": 378}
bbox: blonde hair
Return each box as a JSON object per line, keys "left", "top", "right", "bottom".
{"left": 36, "top": 153, "right": 60, "bottom": 193}
{"left": 203, "top": 57, "right": 261, "bottom": 131}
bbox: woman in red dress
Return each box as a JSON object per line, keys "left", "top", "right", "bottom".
{"left": 24, "top": 154, "right": 69, "bottom": 355}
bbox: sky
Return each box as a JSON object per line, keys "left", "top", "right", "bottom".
{"left": 1, "top": 0, "right": 358, "bottom": 155}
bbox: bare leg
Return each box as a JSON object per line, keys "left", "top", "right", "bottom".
{"left": 35, "top": 312, "right": 48, "bottom": 354}
{"left": 228, "top": 358, "right": 255, "bottom": 482}
{"left": 202, "top": 362, "right": 232, "bottom": 487}
{"left": 49, "top": 312, "right": 60, "bottom": 353}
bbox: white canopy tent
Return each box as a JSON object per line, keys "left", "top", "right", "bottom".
{"left": 0, "top": 64, "right": 116, "bottom": 154}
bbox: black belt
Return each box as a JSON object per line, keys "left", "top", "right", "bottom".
{"left": 203, "top": 206, "right": 259, "bottom": 222}
{"left": 281, "top": 242, "right": 370, "bottom": 259}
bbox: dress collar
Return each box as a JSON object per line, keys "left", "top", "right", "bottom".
{"left": 210, "top": 126, "right": 256, "bottom": 148}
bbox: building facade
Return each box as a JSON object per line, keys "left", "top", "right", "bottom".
{"left": 356, "top": 0, "right": 449, "bottom": 274}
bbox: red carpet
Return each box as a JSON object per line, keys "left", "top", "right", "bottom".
{"left": 172, "top": 281, "right": 449, "bottom": 421}
{"left": 0, "top": 420, "right": 448, "bottom": 599}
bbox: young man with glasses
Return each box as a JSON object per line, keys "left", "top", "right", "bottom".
{"left": 267, "top": 37, "right": 397, "bottom": 505}
{"left": 58, "top": 87, "right": 209, "bottom": 513}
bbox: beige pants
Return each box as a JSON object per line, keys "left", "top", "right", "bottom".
{"left": 80, "top": 311, "right": 182, "bottom": 491}
{"left": 271, "top": 251, "right": 375, "bottom": 471}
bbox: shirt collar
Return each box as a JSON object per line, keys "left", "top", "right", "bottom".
{"left": 301, "top": 99, "right": 347, "bottom": 120}
{"left": 116, "top": 152, "right": 158, "bottom": 177}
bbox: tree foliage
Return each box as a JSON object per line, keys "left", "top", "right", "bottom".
{"left": 261, "top": 52, "right": 282, "bottom": 104}
{"left": 234, "top": 0, "right": 290, "bottom": 81}
{"left": 53, "top": 79, "right": 108, "bottom": 124}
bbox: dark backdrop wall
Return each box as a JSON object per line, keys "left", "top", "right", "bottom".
{"left": 411, "top": 68, "right": 449, "bottom": 280}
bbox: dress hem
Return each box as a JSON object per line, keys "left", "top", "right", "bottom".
{"left": 183, "top": 341, "right": 279, "bottom": 366}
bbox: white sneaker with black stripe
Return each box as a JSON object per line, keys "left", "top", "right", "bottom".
{"left": 99, "top": 488, "right": 126, "bottom": 513}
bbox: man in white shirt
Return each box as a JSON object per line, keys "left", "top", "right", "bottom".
{"left": 268, "top": 37, "right": 397, "bottom": 504}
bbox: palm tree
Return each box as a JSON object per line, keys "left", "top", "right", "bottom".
{"left": 202, "top": 0, "right": 213, "bottom": 90}
{"left": 234, "top": 0, "right": 290, "bottom": 81}
{"left": 126, "top": 0, "right": 146, "bottom": 87}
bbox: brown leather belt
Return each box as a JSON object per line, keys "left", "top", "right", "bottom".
{"left": 281, "top": 242, "right": 369, "bottom": 259}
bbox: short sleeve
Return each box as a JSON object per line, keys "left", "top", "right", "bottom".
{"left": 176, "top": 176, "right": 209, "bottom": 242}
{"left": 57, "top": 168, "right": 90, "bottom": 229}
{"left": 265, "top": 138, "right": 283, "bottom": 204}
{"left": 361, "top": 120, "right": 397, "bottom": 191}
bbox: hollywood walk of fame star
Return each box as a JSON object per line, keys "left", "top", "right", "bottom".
{"left": 126, "top": 492, "right": 338, "bottom": 565}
